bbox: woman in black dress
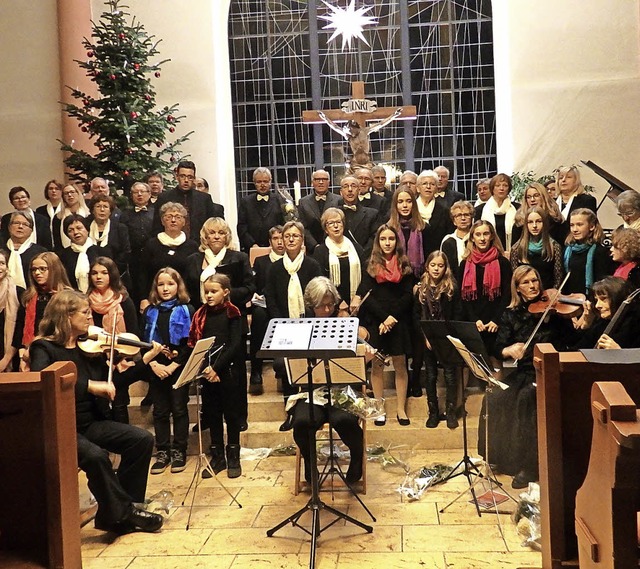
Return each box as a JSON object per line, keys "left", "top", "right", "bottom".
{"left": 555, "top": 166, "right": 597, "bottom": 243}
{"left": 357, "top": 224, "right": 414, "bottom": 426}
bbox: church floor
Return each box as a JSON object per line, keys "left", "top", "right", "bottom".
{"left": 80, "top": 449, "right": 542, "bottom": 569}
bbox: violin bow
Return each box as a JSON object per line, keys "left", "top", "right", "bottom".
{"left": 595, "top": 287, "right": 640, "bottom": 348}
{"left": 515, "top": 271, "right": 572, "bottom": 365}
{"left": 106, "top": 315, "right": 118, "bottom": 387}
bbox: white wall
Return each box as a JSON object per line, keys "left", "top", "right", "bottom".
{"left": 493, "top": 0, "right": 640, "bottom": 227}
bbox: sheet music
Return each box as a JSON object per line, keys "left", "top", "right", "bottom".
{"left": 287, "top": 358, "right": 326, "bottom": 384}
{"left": 270, "top": 321, "right": 313, "bottom": 350}
{"left": 447, "top": 335, "right": 508, "bottom": 390}
{"left": 327, "top": 357, "right": 366, "bottom": 384}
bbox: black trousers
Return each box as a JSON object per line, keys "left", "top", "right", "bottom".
{"left": 150, "top": 375, "right": 190, "bottom": 452}
{"left": 201, "top": 367, "right": 242, "bottom": 446}
{"left": 77, "top": 419, "right": 154, "bottom": 526}
{"left": 292, "top": 402, "right": 363, "bottom": 475}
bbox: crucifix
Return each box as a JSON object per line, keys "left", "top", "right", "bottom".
{"left": 302, "top": 81, "right": 416, "bottom": 172}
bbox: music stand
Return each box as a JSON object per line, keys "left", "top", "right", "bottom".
{"left": 285, "top": 354, "right": 375, "bottom": 522}
{"left": 440, "top": 335, "right": 516, "bottom": 525}
{"left": 419, "top": 320, "right": 492, "bottom": 495}
{"left": 174, "top": 337, "right": 242, "bottom": 530}
{"left": 259, "top": 318, "right": 373, "bottom": 569}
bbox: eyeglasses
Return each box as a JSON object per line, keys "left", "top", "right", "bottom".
{"left": 453, "top": 213, "right": 472, "bottom": 218}
{"left": 31, "top": 266, "right": 48, "bottom": 273}
{"left": 618, "top": 210, "right": 637, "bottom": 218}
{"left": 131, "top": 189, "right": 150, "bottom": 195}
{"left": 10, "top": 221, "right": 32, "bottom": 228}
{"left": 63, "top": 191, "right": 77, "bottom": 197}
{"left": 177, "top": 174, "right": 195, "bottom": 181}
{"left": 313, "top": 178, "right": 330, "bottom": 182}
{"left": 325, "top": 220, "right": 343, "bottom": 227}
{"left": 163, "top": 214, "right": 184, "bottom": 220}
{"left": 283, "top": 233, "right": 302, "bottom": 241}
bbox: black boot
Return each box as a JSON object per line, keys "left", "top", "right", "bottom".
{"left": 445, "top": 370, "right": 459, "bottom": 429}
{"left": 425, "top": 401, "right": 440, "bottom": 428}
{"left": 446, "top": 402, "right": 459, "bottom": 429}
{"left": 203, "top": 444, "right": 226, "bottom": 479}
{"left": 249, "top": 358, "right": 264, "bottom": 395}
{"left": 226, "top": 444, "right": 242, "bottom": 478}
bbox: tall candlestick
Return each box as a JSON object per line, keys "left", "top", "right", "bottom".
{"left": 293, "top": 181, "right": 301, "bottom": 205}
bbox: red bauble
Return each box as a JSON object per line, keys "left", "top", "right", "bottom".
{"left": 167, "top": 115, "right": 174, "bottom": 122}
{"left": 119, "top": 33, "right": 125, "bottom": 40}
{"left": 126, "top": 148, "right": 133, "bottom": 155}
{"left": 134, "top": 63, "right": 140, "bottom": 71}
{"left": 110, "top": 74, "right": 116, "bottom": 80}
{"left": 169, "top": 127, "right": 175, "bottom": 133}
{"left": 169, "top": 156, "right": 176, "bottom": 162}
{"left": 145, "top": 94, "right": 152, "bottom": 101}
{"left": 123, "top": 170, "right": 130, "bottom": 176}
{"left": 81, "top": 126, "right": 88, "bottom": 132}
{"left": 155, "top": 71, "right": 161, "bottom": 78}
{"left": 87, "top": 51, "right": 94, "bottom": 57}
{"left": 83, "top": 99, "right": 90, "bottom": 107}
{"left": 155, "top": 142, "right": 162, "bottom": 147}
{"left": 130, "top": 111, "right": 138, "bottom": 119}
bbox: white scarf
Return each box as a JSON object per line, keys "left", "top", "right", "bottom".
{"left": 325, "top": 236, "right": 361, "bottom": 301}
{"left": 7, "top": 239, "right": 31, "bottom": 289}
{"left": 481, "top": 196, "right": 517, "bottom": 249}
{"left": 441, "top": 231, "right": 469, "bottom": 264}
{"left": 157, "top": 231, "right": 186, "bottom": 247}
{"left": 283, "top": 252, "right": 305, "bottom": 318}
{"left": 200, "top": 247, "right": 227, "bottom": 302}
{"left": 46, "top": 203, "right": 61, "bottom": 243}
{"left": 89, "top": 219, "right": 110, "bottom": 247}
{"left": 557, "top": 193, "right": 577, "bottom": 222}
{"left": 0, "top": 275, "right": 18, "bottom": 366}
{"left": 625, "top": 217, "right": 640, "bottom": 230}
{"left": 70, "top": 238, "right": 95, "bottom": 293}
{"left": 269, "top": 250, "right": 284, "bottom": 263}
{"left": 417, "top": 198, "right": 436, "bottom": 223}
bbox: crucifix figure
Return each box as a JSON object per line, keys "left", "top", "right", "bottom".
{"left": 303, "top": 81, "right": 416, "bottom": 172}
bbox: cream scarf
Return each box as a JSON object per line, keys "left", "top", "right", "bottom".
{"left": 417, "top": 197, "right": 435, "bottom": 223}
{"left": 157, "top": 231, "right": 186, "bottom": 247}
{"left": 625, "top": 217, "right": 640, "bottom": 231}
{"left": 200, "top": 247, "right": 228, "bottom": 302}
{"left": 46, "top": 203, "right": 61, "bottom": 243}
{"left": 283, "top": 252, "right": 305, "bottom": 318}
{"left": 0, "top": 275, "right": 18, "bottom": 366}
{"left": 441, "top": 231, "right": 469, "bottom": 264}
{"left": 89, "top": 219, "right": 110, "bottom": 247}
{"left": 325, "top": 236, "right": 361, "bottom": 301}
{"left": 7, "top": 239, "right": 31, "bottom": 289}
{"left": 70, "top": 237, "right": 95, "bottom": 293}
{"left": 481, "top": 197, "right": 517, "bottom": 249}
{"left": 557, "top": 193, "right": 578, "bottom": 222}
{"left": 269, "top": 250, "right": 284, "bottom": 263}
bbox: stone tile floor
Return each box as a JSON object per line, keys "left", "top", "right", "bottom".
{"left": 80, "top": 449, "right": 541, "bottom": 569}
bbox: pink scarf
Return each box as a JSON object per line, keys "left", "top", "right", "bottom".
{"left": 461, "top": 247, "right": 502, "bottom": 301}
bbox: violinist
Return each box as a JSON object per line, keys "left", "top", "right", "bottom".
{"left": 572, "top": 277, "right": 640, "bottom": 349}
{"left": 29, "top": 290, "right": 166, "bottom": 534}
{"left": 478, "top": 265, "right": 570, "bottom": 490}
{"left": 87, "top": 257, "right": 139, "bottom": 424}
{"left": 142, "top": 268, "right": 194, "bottom": 475}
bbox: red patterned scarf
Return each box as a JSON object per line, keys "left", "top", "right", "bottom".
{"left": 375, "top": 256, "right": 402, "bottom": 284}
{"left": 188, "top": 300, "right": 241, "bottom": 348}
{"left": 461, "top": 247, "right": 502, "bottom": 301}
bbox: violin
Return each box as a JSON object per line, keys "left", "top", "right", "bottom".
{"left": 78, "top": 325, "right": 176, "bottom": 358}
{"left": 337, "top": 300, "right": 391, "bottom": 366}
{"left": 528, "top": 289, "right": 586, "bottom": 319}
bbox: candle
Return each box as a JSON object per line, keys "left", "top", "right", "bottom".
{"left": 293, "top": 181, "right": 301, "bottom": 205}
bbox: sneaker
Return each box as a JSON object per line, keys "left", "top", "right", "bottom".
{"left": 170, "top": 449, "right": 187, "bottom": 473}
{"left": 150, "top": 450, "right": 170, "bottom": 475}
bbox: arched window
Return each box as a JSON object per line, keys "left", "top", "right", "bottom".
{"left": 228, "top": 0, "right": 496, "bottom": 198}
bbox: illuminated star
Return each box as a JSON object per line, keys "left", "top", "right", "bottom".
{"left": 319, "top": 0, "right": 378, "bottom": 51}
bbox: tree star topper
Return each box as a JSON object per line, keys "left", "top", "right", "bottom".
{"left": 319, "top": 0, "right": 378, "bottom": 51}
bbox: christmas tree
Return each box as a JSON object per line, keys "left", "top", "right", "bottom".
{"left": 59, "top": 0, "right": 192, "bottom": 193}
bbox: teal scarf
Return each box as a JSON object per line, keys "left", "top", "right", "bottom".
{"left": 564, "top": 243, "right": 596, "bottom": 292}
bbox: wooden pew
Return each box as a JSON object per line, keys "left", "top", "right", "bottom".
{"left": 534, "top": 344, "right": 640, "bottom": 569}
{"left": 0, "top": 362, "right": 81, "bottom": 569}
{"left": 575, "top": 381, "right": 640, "bottom": 569}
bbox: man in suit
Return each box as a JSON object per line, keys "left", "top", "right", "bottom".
{"left": 399, "top": 170, "right": 418, "bottom": 196}
{"left": 370, "top": 164, "right": 392, "bottom": 222}
{"left": 297, "top": 169, "right": 340, "bottom": 252}
{"left": 434, "top": 165, "right": 465, "bottom": 207}
{"left": 355, "top": 167, "right": 386, "bottom": 226}
{"left": 152, "top": 160, "right": 224, "bottom": 240}
{"left": 237, "top": 167, "right": 286, "bottom": 252}
{"left": 339, "top": 175, "right": 378, "bottom": 254}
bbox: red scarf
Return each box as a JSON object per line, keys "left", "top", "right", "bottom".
{"left": 375, "top": 256, "right": 402, "bottom": 284}
{"left": 461, "top": 247, "right": 502, "bottom": 301}
{"left": 614, "top": 261, "right": 636, "bottom": 281}
{"left": 188, "top": 300, "right": 241, "bottom": 348}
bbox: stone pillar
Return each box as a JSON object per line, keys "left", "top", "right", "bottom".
{"left": 56, "top": 0, "right": 97, "bottom": 160}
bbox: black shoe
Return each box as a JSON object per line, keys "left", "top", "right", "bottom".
{"left": 203, "top": 444, "right": 226, "bottom": 479}
{"left": 374, "top": 414, "right": 386, "bottom": 426}
{"left": 249, "top": 372, "right": 264, "bottom": 395}
{"left": 345, "top": 460, "right": 363, "bottom": 485}
{"left": 170, "top": 449, "right": 187, "bottom": 473}
{"left": 226, "top": 444, "right": 242, "bottom": 478}
{"left": 122, "top": 505, "right": 164, "bottom": 532}
{"left": 397, "top": 415, "right": 411, "bottom": 426}
{"left": 150, "top": 450, "right": 171, "bottom": 475}
{"left": 279, "top": 414, "right": 294, "bottom": 431}
{"left": 140, "top": 395, "right": 153, "bottom": 407}
{"left": 239, "top": 420, "right": 248, "bottom": 432}
{"left": 192, "top": 419, "right": 210, "bottom": 433}
{"left": 511, "top": 470, "right": 537, "bottom": 489}
{"left": 446, "top": 404, "right": 459, "bottom": 429}
{"left": 425, "top": 412, "right": 440, "bottom": 429}
{"left": 409, "top": 386, "right": 423, "bottom": 398}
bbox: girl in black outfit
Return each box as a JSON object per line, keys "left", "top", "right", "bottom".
{"left": 87, "top": 257, "right": 139, "bottom": 424}
{"left": 414, "top": 251, "right": 462, "bottom": 429}
{"left": 188, "top": 273, "right": 244, "bottom": 479}
{"left": 142, "top": 267, "right": 194, "bottom": 475}
{"left": 358, "top": 224, "right": 414, "bottom": 426}
{"left": 563, "top": 208, "right": 613, "bottom": 295}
